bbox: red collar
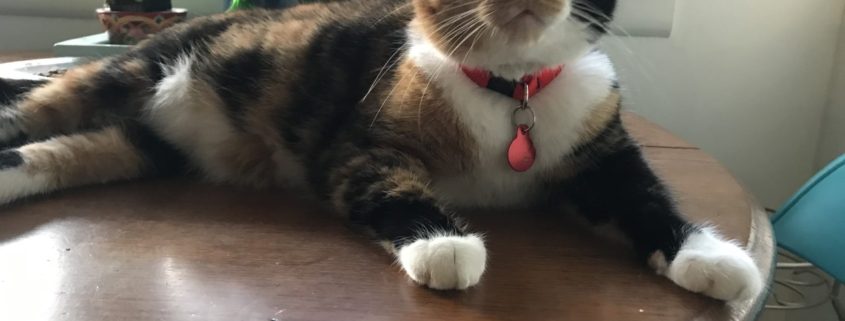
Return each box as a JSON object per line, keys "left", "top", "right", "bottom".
{"left": 460, "top": 65, "right": 564, "bottom": 100}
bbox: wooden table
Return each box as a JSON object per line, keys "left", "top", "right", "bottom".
{"left": 0, "top": 53, "right": 773, "bottom": 321}
{"left": 0, "top": 52, "right": 53, "bottom": 63}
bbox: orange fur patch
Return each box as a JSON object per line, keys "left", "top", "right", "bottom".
{"left": 20, "top": 127, "right": 144, "bottom": 188}
{"left": 18, "top": 61, "right": 106, "bottom": 137}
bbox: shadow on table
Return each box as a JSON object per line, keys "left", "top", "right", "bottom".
{"left": 0, "top": 178, "right": 729, "bottom": 321}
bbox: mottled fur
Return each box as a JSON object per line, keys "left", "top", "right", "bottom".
{"left": 0, "top": 0, "right": 762, "bottom": 300}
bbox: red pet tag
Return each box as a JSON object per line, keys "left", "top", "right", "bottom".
{"left": 508, "top": 125, "right": 535, "bottom": 172}
{"left": 461, "top": 66, "right": 564, "bottom": 173}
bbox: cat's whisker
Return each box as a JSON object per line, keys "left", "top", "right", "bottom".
{"left": 417, "top": 18, "right": 485, "bottom": 132}
{"left": 569, "top": 7, "right": 638, "bottom": 63}
{"left": 368, "top": 5, "right": 484, "bottom": 127}
{"left": 570, "top": 4, "right": 662, "bottom": 100}
{"left": 572, "top": 2, "right": 636, "bottom": 40}
{"left": 460, "top": 9, "right": 496, "bottom": 66}
{"left": 460, "top": 23, "right": 487, "bottom": 66}
{"left": 361, "top": 40, "right": 409, "bottom": 104}
{"left": 370, "top": 15, "right": 480, "bottom": 128}
{"left": 373, "top": 2, "right": 412, "bottom": 24}
{"left": 432, "top": 9, "right": 482, "bottom": 42}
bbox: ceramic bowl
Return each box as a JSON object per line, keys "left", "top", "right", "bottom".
{"left": 96, "top": 8, "right": 188, "bottom": 45}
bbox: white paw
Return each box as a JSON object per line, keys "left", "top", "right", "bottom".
{"left": 0, "top": 165, "right": 50, "bottom": 205}
{"left": 398, "top": 234, "right": 487, "bottom": 290}
{"left": 663, "top": 229, "right": 763, "bottom": 301}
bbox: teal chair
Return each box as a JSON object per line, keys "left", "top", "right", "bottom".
{"left": 768, "top": 154, "right": 845, "bottom": 319}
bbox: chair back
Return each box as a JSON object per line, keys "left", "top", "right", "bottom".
{"left": 772, "top": 154, "right": 845, "bottom": 282}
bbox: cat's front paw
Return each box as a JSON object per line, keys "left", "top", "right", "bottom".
{"left": 398, "top": 234, "right": 487, "bottom": 290}
{"left": 662, "top": 229, "right": 763, "bottom": 301}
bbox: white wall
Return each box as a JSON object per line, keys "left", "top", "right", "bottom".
{"left": 603, "top": 0, "right": 845, "bottom": 207}
{"left": 816, "top": 7, "right": 845, "bottom": 168}
{"left": 0, "top": 0, "right": 223, "bottom": 52}
{"left": 0, "top": 15, "right": 100, "bottom": 51}
{"left": 0, "top": 0, "right": 222, "bottom": 18}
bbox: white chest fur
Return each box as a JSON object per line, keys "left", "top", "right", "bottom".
{"left": 408, "top": 33, "right": 618, "bottom": 208}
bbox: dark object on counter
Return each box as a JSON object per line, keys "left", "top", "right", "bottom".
{"left": 225, "top": 0, "right": 300, "bottom": 10}
{"left": 97, "top": 8, "right": 188, "bottom": 45}
{"left": 38, "top": 68, "right": 68, "bottom": 78}
{"left": 106, "top": 0, "right": 173, "bottom": 12}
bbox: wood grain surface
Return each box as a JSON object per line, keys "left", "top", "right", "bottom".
{"left": 0, "top": 54, "right": 773, "bottom": 321}
{"left": 0, "top": 51, "right": 53, "bottom": 63}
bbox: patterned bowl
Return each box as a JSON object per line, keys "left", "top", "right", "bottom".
{"left": 96, "top": 8, "right": 188, "bottom": 45}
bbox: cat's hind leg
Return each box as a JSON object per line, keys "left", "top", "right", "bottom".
{"left": 0, "top": 59, "right": 155, "bottom": 149}
{"left": 0, "top": 78, "right": 49, "bottom": 149}
{"left": 0, "top": 125, "right": 175, "bottom": 205}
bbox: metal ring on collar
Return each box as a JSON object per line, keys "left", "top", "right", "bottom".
{"left": 512, "top": 105, "right": 536, "bottom": 132}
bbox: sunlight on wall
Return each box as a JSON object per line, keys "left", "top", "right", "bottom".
{"left": 603, "top": 0, "right": 845, "bottom": 207}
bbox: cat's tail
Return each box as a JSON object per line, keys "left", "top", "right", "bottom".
{"left": 0, "top": 59, "right": 185, "bottom": 205}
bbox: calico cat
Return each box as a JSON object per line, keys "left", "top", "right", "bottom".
{"left": 0, "top": 0, "right": 762, "bottom": 300}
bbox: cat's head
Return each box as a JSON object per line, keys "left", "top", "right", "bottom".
{"left": 411, "top": 0, "right": 617, "bottom": 79}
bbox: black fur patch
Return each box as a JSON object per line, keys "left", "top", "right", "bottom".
{"left": 0, "top": 149, "right": 23, "bottom": 170}
{"left": 338, "top": 150, "right": 464, "bottom": 246}
{"left": 0, "top": 133, "right": 28, "bottom": 151}
{"left": 558, "top": 118, "right": 694, "bottom": 261}
{"left": 278, "top": 11, "right": 409, "bottom": 194}
{"left": 362, "top": 199, "right": 463, "bottom": 247}
{"left": 302, "top": 22, "right": 376, "bottom": 158}
{"left": 0, "top": 78, "right": 48, "bottom": 105}
{"left": 127, "top": 14, "right": 241, "bottom": 82}
{"left": 280, "top": 19, "right": 373, "bottom": 148}
{"left": 123, "top": 123, "right": 189, "bottom": 176}
{"left": 84, "top": 61, "right": 145, "bottom": 108}
{"left": 209, "top": 49, "right": 274, "bottom": 130}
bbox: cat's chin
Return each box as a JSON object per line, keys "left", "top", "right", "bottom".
{"left": 398, "top": 233, "right": 487, "bottom": 290}
{"left": 494, "top": 14, "right": 550, "bottom": 44}
{"left": 436, "top": 20, "right": 595, "bottom": 80}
